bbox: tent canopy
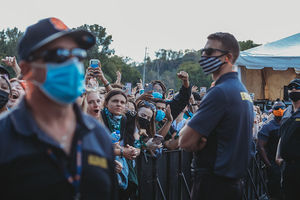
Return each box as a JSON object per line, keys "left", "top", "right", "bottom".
{"left": 236, "top": 33, "right": 300, "bottom": 70}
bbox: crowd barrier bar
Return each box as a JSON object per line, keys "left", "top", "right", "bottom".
{"left": 136, "top": 149, "right": 270, "bottom": 200}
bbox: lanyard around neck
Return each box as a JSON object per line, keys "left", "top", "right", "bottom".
{"left": 46, "top": 140, "right": 82, "bottom": 200}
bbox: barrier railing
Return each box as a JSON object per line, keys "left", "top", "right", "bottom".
{"left": 136, "top": 149, "right": 269, "bottom": 200}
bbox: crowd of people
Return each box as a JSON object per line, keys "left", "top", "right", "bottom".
{"left": 0, "top": 17, "right": 299, "bottom": 200}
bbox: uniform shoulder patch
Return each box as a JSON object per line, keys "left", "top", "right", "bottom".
{"left": 295, "top": 118, "right": 300, "bottom": 121}
{"left": 88, "top": 155, "right": 108, "bottom": 169}
{"left": 240, "top": 92, "right": 253, "bottom": 103}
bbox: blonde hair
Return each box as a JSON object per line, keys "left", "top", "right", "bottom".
{"left": 83, "top": 88, "right": 103, "bottom": 123}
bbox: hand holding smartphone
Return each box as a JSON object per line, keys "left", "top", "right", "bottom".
{"left": 153, "top": 134, "right": 163, "bottom": 144}
{"left": 89, "top": 59, "right": 100, "bottom": 76}
{"left": 122, "top": 83, "right": 132, "bottom": 95}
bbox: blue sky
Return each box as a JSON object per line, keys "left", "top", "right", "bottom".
{"left": 2, "top": 0, "right": 299, "bottom": 63}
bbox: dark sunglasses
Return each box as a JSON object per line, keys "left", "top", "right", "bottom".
{"left": 288, "top": 85, "right": 300, "bottom": 90}
{"left": 273, "top": 106, "right": 285, "bottom": 110}
{"left": 28, "top": 48, "right": 87, "bottom": 63}
{"left": 138, "top": 100, "right": 156, "bottom": 112}
{"left": 200, "top": 48, "right": 229, "bottom": 56}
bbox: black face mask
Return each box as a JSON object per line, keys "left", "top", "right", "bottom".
{"left": 289, "top": 92, "right": 300, "bottom": 102}
{"left": 274, "top": 116, "right": 282, "bottom": 122}
{"left": 125, "top": 110, "right": 135, "bottom": 122}
{"left": 0, "top": 90, "right": 9, "bottom": 109}
{"left": 138, "top": 117, "right": 150, "bottom": 129}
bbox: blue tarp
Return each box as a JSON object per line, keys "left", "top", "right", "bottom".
{"left": 236, "top": 33, "right": 300, "bottom": 70}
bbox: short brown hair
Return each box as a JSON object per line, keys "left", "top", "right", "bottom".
{"left": 105, "top": 89, "right": 127, "bottom": 104}
{"left": 207, "top": 32, "right": 240, "bottom": 64}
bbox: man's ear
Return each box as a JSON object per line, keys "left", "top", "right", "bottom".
{"left": 226, "top": 53, "right": 234, "bottom": 63}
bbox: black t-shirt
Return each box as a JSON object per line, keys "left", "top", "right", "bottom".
{"left": 279, "top": 105, "right": 300, "bottom": 161}
{"left": 0, "top": 99, "right": 118, "bottom": 200}
{"left": 258, "top": 118, "right": 280, "bottom": 161}
{"left": 188, "top": 72, "right": 253, "bottom": 179}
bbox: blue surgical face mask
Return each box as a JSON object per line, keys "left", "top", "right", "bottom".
{"left": 32, "top": 57, "right": 85, "bottom": 105}
{"left": 152, "top": 92, "right": 163, "bottom": 99}
{"left": 155, "top": 109, "right": 165, "bottom": 122}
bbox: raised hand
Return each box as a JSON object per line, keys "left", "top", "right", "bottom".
{"left": 137, "top": 79, "right": 143, "bottom": 90}
{"left": 165, "top": 105, "right": 173, "bottom": 122}
{"left": 177, "top": 71, "right": 189, "bottom": 81}
{"left": 192, "top": 85, "right": 198, "bottom": 92}
{"left": 116, "top": 71, "right": 122, "bottom": 84}
{"left": 1, "top": 56, "right": 21, "bottom": 77}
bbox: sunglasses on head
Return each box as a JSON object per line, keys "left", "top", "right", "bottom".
{"left": 138, "top": 100, "right": 156, "bottom": 112}
{"left": 273, "top": 106, "right": 285, "bottom": 110}
{"left": 288, "top": 85, "right": 300, "bottom": 90}
{"left": 200, "top": 48, "right": 229, "bottom": 56}
{"left": 28, "top": 48, "right": 87, "bottom": 63}
{"left": 128, "top": 109, "right": 137, "bottom": 116}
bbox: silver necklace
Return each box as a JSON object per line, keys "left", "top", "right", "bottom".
{"left": 38, "top": 120, "right": 75, "bottom": 149}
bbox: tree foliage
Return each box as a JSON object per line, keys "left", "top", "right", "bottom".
{"left": 0, "top": 24, "right": 261, "bottom": 87}
{"left": 238, "top": 40, "right": 261, "bottom": 51}
{"left": 177, "top": 61, "right": 213, "bottom": 89}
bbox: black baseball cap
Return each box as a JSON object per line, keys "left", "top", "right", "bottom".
{"left": 0, "top": 65, "right": 10, "bottom": 79}
{"left": 18, "top": 17, "right": 96, "bottom": 61}
{"left": 288, "top": 78, "right": 300, "bottom": 88}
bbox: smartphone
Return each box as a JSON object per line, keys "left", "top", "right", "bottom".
{"left": 125, "top": 83, "right": 132, "bottom": 95}
{"left": 144, "top": 84, "right": 153, "bottom": 93}
{"left": 122, "top": 83, "right": 132, "bottom": 95}
{"left": 90, "top": 59, "right": 100, "bottom": 68}
{"left": 200, "top": 87, "right": 206, "bottom": 94}
{"left": 169, "top": 89, "right": 174, "bottom": 95}
{"left": 153, "top": 134, "right": 163, "bottom": 143}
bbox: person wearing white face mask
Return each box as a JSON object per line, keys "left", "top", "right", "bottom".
{"left": 0, "top": 18, "right": 118, "bottom": 200}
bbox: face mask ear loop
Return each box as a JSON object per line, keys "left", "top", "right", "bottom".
{"left": 226, "top": 57, "right": 238, "bottom": 71}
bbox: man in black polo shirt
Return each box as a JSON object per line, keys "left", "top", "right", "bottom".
{"left": 257, "top": 100, "right": 285, "bottom": 200}
{"left": 179, "top": 32, "right": 253, "bottom": 200}
{"left": 276, "top": 78, "right": 300, "bottom": 200}
{"left": 0, "top": 18, "right": 118, "bottom": 200}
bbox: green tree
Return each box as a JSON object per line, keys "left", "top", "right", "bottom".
{"left": 109, "top": 55, "right": 141, "bottom": 85}
{"left": 238, "top": 40, "right": 261, "bottom": 51}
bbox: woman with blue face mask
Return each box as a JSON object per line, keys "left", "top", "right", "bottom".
{"left": 150, "top": 71, "right": 192, "bottom": 122}
{"left": 0, "top": 75, "right": 12, "bottom": 114}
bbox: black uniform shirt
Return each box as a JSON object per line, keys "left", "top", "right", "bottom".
{"left": 0, "top": 99, "right": 118, "bottom": 200}
{"left": 188, "top": 72, "right": 253, "bottom": 179}
{"left": 258, "top": 118, "right": 280, "bottom": 161}
{"left": 279, "top": 105, "right": 300, "bottom": 161}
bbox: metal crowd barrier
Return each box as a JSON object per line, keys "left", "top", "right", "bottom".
{"left": 136, "top": 149, "right": 269, "bottom": 200}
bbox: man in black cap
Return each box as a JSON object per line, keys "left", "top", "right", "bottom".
{"left": 257, "top": 99, "right": 285, "bottom": 200}
{"left": 0, "top": 17, "right": 118, "bottom": 200}
{"left": 276, "top": 78, "right": 300, "bottom": 200}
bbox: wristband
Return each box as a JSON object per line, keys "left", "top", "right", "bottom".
{"left": 104, "top": 82, "right": 110, "bottom": 87}
{"left": 120, "top": 148, "right": 123, "bottom": 158}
